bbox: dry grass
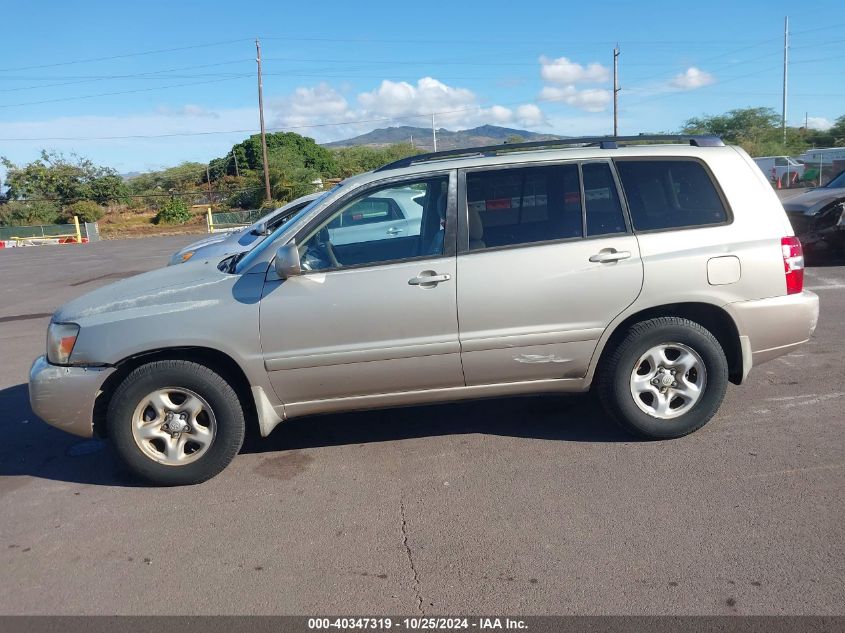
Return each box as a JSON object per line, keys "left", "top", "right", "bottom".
{"left": 97, "top": 207, "right": 208, "bottom": 239}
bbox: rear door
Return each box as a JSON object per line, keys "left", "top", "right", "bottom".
{"left": 456, "top": 160, "right": 643, "bottom": 385}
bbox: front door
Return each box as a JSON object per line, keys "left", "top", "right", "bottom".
{"left": 259, "top": 173, "right": 464, "bottom": 405}
{"left": 456, "top": 160, "right": 643, "bottom": 385}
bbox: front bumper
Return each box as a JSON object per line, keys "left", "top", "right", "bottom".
{"left": 725, "top": 291, "right": 820, "bottom": 380}
{"left": 28, "top": 356, "right": 115, "bottom": 438}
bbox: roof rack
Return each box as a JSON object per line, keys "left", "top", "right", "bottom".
{"left": 374, "top": 134, "right": 725, "bottom": 172}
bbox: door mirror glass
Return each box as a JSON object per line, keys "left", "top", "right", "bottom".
{"left": 274, "top": 242, "right": 301, "bottom": 279}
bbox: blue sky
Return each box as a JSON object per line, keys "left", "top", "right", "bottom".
{"left": 1, "top": 0, "right": 843, "bottom": 174}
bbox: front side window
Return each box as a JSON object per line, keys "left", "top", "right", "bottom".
{"left": 466, "top": 164, "right": 581, "bottom": 249}
{"left": 298, "top": 178, "right": 448, "bottom": 271}
{"left": 615, "top": 160, "right": 728, "bottom": 231}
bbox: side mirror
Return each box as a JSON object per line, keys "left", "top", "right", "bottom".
{"left": 273, "top": 242, "right": 301, "bottom": 279}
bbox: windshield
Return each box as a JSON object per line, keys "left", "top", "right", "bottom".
{"left": 825, "top": 170, "right": 845, "bottom": 188}
{"left": 233, "top": 186, "right": 339, "bottom": 273}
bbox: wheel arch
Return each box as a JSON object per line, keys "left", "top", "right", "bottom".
{"left": 93, "top": 346, "right": 258, "bottom": 439}
{"left": 588, "top": 302, "right": 744, "bottom": 387}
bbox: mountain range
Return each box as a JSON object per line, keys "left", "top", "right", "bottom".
{"left": 324, "top": 124, "right": 565, "bottom": 151}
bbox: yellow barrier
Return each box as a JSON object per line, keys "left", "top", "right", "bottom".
{"left": 74, "top": 215, "right": 81, "bottom": 243}
{"left": 207, "top": 207, "right": 214, "bottom": 234}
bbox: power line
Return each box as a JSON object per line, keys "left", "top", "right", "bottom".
{"left": 0, "top": 59, "right": 253, "bottom": 93}
{"left": 0, "top": 38, "right": 253, "bottom": 73}
{"left": 0, "top": 75, "right": 252, "bottom": 109}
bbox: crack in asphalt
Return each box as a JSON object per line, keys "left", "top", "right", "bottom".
{"left": 399, "top": 498, "right": 424, "bottom": 614}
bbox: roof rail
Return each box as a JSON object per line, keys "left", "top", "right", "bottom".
{"left": 374, "top": 134, "right": 725, "bottom": 172}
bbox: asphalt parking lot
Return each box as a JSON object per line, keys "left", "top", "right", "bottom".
{"left": 0, "top": 236, "right": 843, "bottom": 615}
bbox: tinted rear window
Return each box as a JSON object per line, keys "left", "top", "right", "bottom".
{"left": 615, "top": 160, "right": 727, "bottom": 231}
{"left": 466, "top": 164, "right": 581, "bottom": 249}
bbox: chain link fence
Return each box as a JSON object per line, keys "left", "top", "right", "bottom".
{"left": 0, "top": 220, "right": 99, "bottom": 245}
{"left": 207, "top": 209, "right": 264, "bottom": 233}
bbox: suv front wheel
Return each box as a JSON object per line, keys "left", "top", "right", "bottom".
{"left": 597, "top": 317, "right": 729, "bottom": 439}
{"left": 107, "top": 360, "right": 246, "bottom": 485}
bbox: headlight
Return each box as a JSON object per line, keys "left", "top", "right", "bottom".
{"left": 47, "top": 322, "right": 80, "bottom": 365}
{"left": 169, "top": 250, "right": 195, "bottom": 265}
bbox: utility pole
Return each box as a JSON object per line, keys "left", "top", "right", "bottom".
{"left": 613, "top": 45, "right": 620, "bottom": 136}
{"left": 206, "top": 166, "right": 214, "bottom": 209}
{"left": 255, "top": 38, "right": 272, "bottom": 202}
{"left": 431, "top": 114, "right": 437, "bottom": 152}
{"left": 782, "top": 16, "right": 789, "bottom": 146}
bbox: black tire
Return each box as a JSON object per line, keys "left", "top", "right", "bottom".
{"left": 107, "top": 360, "right": 245, "bottom": 485}
{"left": 597, "top": 317, "right": 729, "bottom": 439}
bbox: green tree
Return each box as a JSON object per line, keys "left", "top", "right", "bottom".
{"left": 805, "top": 114, "right": 845, "bottom": 148}
{"left": 62, "top": 200, "right": 104, "bottom": 223}
{"left": 330, "top": 143, "right": 422, "bottom": 178}
{"left": 209, "top": 132, "right": 336, "bottom": 180}
{"left": 154, "top": 198, "right": 192, "bottom": 225}
{"left": 681, "top": 107, "right": 809, "bottom": 156}
{"left": 126, "top": 162, "right": 205, "bottom": 195}
{"left": 266, "top": 146, "right": 322, "bottom": 202}
{"left": 0, "top": 200, "right": 61, "bottom": 226}
{"left": 1, "top": 151, "right": 128, "bottom": 205}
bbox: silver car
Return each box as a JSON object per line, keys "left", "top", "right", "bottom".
{"left": 29, "top": 135, "right": 819, "bottom": 485}
{"left": 168, "top": 193, "right": 321, "bottom": 265}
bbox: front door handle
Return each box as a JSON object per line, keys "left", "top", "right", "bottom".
{"left": 386, "top": 227, "right": 404, "bottom": 236}
{"left": 589, "top": 248, "right": 631, "bottom": 263}
{"left": 409, "top": 271, "right": 452, "bottom": 287}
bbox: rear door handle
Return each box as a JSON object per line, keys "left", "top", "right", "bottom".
{"left": 386, "top": 227, "right": 404, "bottom": 236}
{"left": 409, "top": 271, "right": 451, "bottom": 287}
{"left": 589, "top": 249, "right": 631, "bottom": 263}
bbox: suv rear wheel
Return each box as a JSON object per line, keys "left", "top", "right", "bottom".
{"left": 597, "top": 317, "right": 728, "bottom": 439}
{"left": 107, "top": 360, "right": 245, "bottom": 485}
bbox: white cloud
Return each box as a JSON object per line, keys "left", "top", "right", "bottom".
{"left": 539, "top": 56, "right": 610, "bottom": 84}
{"left": 669, "top": 67, "right": 715, "bottom": 90}
{"left": 806, "top": 117, "right": 832, "bottom": 130}
{"left": 357, "top": 77, "right": 477, "bottom": 118}
{"left": 515, "top": 104, "right": 545, "bottom": 126}
{"left": 488, "top": 105, "right": 513, "bottom": 124}
{"left": 269, "top": 76, "right": 549, "bottom": 139}
{"left": 272, "top": 83, "right": 353, "bottom": 128}
{"left": 540, "top": 85, "right": 611, "bottom": 113}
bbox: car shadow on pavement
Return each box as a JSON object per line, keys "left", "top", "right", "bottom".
{"left": 0, "top": 383, "right": 630, "bottom": 487}
{"left": 243, "top": 392, "right": 632, "bottom": 455}
{"left": 0, "top": 383, "right": 142, "bottom": 488}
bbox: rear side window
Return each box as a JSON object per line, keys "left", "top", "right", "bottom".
{"left": 466, "top": 164, "right": 581, "bottom": 249}
{"left": 615, "top": 160, "right": 727, "bottom": 231}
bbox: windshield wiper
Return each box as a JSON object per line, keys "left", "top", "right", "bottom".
{"left": 227, "top": 251, "right": 247, "bottom": 273}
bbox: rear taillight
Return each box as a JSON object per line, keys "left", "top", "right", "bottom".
{"left": 781, "top": 236, "right": 804, "bottom": 295}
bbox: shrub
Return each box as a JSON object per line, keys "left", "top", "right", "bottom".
{"left": 0, "top": 200, "right": 61, "bottom": 226}
{"left": 154, "top": 198, "right": 192, "bottom": 225}
{"left": 61, "top": 200, "right": 104, "bottom": 223}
